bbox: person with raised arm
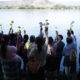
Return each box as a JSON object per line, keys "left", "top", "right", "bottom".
{"left": 56, "top": 34, "right": 65, "bottom": 74}
{"left": 45, "top": 27, "right": 57, "bottom": 80}
{"left": 63, "top": 37, "right": 77, "bottom": 80}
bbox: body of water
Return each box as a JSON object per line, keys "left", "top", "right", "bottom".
{"left": 0, "top": 9, "right": 80, "bottom": 71}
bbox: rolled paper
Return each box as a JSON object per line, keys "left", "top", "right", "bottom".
{"left": 45, "top": 19, "right": 48, "bottom": 22}
{"left": 11, "top": 20, "right": 14, "bottom": 24}
{"left": 71, "top": 21, "right": 75, "bottom": 24}
{"left": 70, "top": 21, "right": 75, "bottom": 26}
{"left": 0, "top": 24, "right": 2, "bottom": 26}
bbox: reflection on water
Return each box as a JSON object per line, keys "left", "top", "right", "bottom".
{"left": 0, "top": 9, "right": 80, "bottom": 71}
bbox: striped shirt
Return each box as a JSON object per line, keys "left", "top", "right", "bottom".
{"left": 1, "top": 56, "right": 24, "bottom": 80}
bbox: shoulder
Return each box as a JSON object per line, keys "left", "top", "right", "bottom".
{"left": 7, "top": 46, "right": 17, "bottom": 52}
{"left": 8, "top": 46, "right": 17, "bottom": 49}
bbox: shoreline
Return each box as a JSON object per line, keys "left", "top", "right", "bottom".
{"left": 0, "top": 5, "right": 80, "bottom": 10}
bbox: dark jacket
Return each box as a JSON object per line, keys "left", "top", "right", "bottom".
{"left": 56, "top": 41, "right": 65, "bottom": 58}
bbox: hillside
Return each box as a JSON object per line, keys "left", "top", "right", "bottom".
{"left": 0, "top": 0, "right": 80, "bottom": 9}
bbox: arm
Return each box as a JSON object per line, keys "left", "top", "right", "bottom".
{"left": 62, "top": 47, "right": 65, "bottom": 56}
{"left": 24, "top": 29, "right": 26, "bottom": 35}
{"left": 39, "top": 27, "right": 43, "bottom": 38}
{"left": 8, "top": 27, "right": 13, "bottom": 35}
{"left": 55, "top": 30, "right": 58, "bottom": 40}
{"left": 16, "top": 34, "right": 20, "bottom": 49}
{"left": 45, "top": 27, "right": 48, "bottom": 44}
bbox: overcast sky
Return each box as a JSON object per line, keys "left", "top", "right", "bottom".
{"left": 50, "top": 0, "right": 80, "bottom": 5}
{"left": 0, "top": 0, "right": 80, "bottom": 5}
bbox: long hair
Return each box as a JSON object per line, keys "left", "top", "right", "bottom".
{"left": 1, "top": 35, "right": 9, "bottom": 58}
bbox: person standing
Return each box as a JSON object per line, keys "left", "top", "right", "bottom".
{"left": 56, "top": 35, "right": 65, "bottom": 73}
{"left": 63, "top": 37, "right": 77, "bottom": 80}
{"left": 0, "top": 35, "right": 24, "bottom": 80}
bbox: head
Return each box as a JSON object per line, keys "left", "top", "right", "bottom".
{"left": 35, "top": 37, "right": 44, "bottom": 53}
{"left": 48, "top": 37, "right": 53, "bottom": 45}
{"left": 9, "top": 33, "right": 17, "bottom": 45}
{"left": 71, "top": 30, "right": 74, "bottom": 35}
{"left": 24, "top": 34, "right": 29, "bottom": 43}
{"left": 1, "top": 35, "right": 9, "bottom": 58}
{"left": 67, "top": 30, "right": 71, "bottom": 37}
{"left": 66, "top": 37, "right": 73, "bottom": 44}
{"left": 30, "top": 35, "right": 35, "bottom": 43}
{"left": 58, "top": 35, "right": 63, "bottom": 41}
{"left": 35, "top": 37, "right": 44, "bottom": 46}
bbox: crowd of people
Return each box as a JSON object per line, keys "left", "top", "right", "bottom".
{"left": 0, "top": 26, "right": 80, "bottom": 80}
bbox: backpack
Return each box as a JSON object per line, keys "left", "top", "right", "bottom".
{"left": 70, "top": 49, "right": 76, "bottom": 62}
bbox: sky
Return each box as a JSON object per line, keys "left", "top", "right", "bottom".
{"left": 49, "top": 0, "right": 80, "bottom": 5}
{"left": 0, "top": 0, "right": 80, "bottom": 5}
{"left": 0, "top": 0, "right": 19, "bottom": 1}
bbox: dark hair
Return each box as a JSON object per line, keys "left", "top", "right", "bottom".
{"left": 48, "top": 37, "right": 53, "bottom": 45}
{"left": 58, "top": 35, "right": 63, "bottom": 40}
{"left": 9, "top": 33, "right": 17, "bottom": 46}
{"left": 66, "top": 37, "right": 73, "bottom": 44}
{"left": 67, "top": 30, "right": 71, "bottom": 37}
{"left": 24, "top": 34, "right": 29, "bottom": 44}
{"left": 35, "top": 37, "right": 44, "bottom": 53}
{"left": 9, "top": 33, "right": 17, "bottom": 40}
{"left": 71, "top": 30, "right": 74, "bottom": 35}
{"left": 30, "top": 35, "right": 35, "bottom": 43}
{"left": 1, "top": 35, "right": 9, "bottom": 58}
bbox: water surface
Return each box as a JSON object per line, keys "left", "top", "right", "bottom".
{"left": 0, "top": 9, "right": 80, "bottom": 71}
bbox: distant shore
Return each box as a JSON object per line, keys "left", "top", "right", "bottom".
{"left": 0, "top": 5, "right": 80, "bottom": 10}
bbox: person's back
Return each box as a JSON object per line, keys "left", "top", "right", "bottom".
{"left": 0, "top": 35, "right": 24, "bottom": 80}
{"left": 0, "top": 46, "right": 24, "bottom": 80}
{"left": 63, "top": 37, "right": 77, "bottom": 80}
{"left": 63, "top": 43, "right": 76, "bottom": 56}
{"left": 1, "top": 59, "right": 21, "bottom": 80}
{"left": 56, "top": 35, "right": 65, "bottom": 73}
{"left": 63, "top": 37, "right": 77, "bottom": 56}
{"left": 56, "top": 41, "right": 65, "bottom": 58}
